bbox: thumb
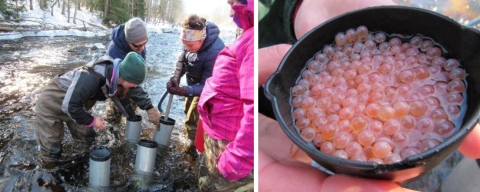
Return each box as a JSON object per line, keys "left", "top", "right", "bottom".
{"left": 258, "top": 44, "right": 292, "bottom": 86}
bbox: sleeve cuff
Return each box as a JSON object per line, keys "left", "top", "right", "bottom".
{"left": 285, "top": 0, "right": 302, "bottom": 42}
{"left": 216, "top": 152, "right": 251, "bottom": 181}
{"left": 85, "top": 116, "right": 96, "bottom": 128}
{"left": 145, "top": 104, "right": 154, "bottom": 111}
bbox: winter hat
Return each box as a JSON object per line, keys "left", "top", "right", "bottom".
{"left": 119, "top": 52, "right": 146, "bottom": 84}
{"left": 124, "top": 18, "right": 148, "bottom": 43}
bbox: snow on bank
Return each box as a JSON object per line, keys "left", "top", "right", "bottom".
{"left": 1, "top": 0, "right": 109, "bottom": 40}
{"left": 0, "top": 0, "right": 172, "bottom": 40}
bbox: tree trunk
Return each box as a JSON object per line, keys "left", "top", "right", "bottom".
{"left": 129, "top": 0, "right": 133, "bottom": 18}
{"left": 15, "top": 0, "right": 19, "bottom": 16}
{"left": 51, "top": 0, "right": 59, "bottom": 16}
{"left": 39, "top": 0, "right": 47, "bottom": 10}
{"left": 73, "top": 0, "right": 77, "bottom": 24}
{"left": 67, "top": 0, "right": 70, "bottom": 23}
{"left": 30, "top": 0, "right": 33, "bottom": 10}
{"left": 104, "top": 0, "right": 109, "bottom": 20}
{"left": 61, "top": 0, "right": 66, "bottom": 15}
{"left": 77, "top": 0, "right": 81, "bottom": 11}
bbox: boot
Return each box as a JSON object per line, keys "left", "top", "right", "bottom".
{"left": 186, "top": 144, "right": 199, "bottom": 160}
{"left": 49, "top": 141, "right": 62, "bottom": 159}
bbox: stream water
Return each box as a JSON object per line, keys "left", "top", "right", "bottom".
{"left": 0, "top": 30, "right": 236, "bottom": 191}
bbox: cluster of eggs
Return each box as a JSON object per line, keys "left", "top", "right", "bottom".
{"left": 291, "top": 26, "right": 467, "bottom": 164}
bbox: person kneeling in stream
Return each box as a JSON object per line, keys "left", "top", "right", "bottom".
{"left": 35, "top": 52, "right": 161, "bottom": 159}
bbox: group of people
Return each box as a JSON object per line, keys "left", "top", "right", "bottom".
{"left": 35, "top": 0, "right": 253, "bottom": 191}
{"left": 31, "top": 0, "right": 480, "bottom": 191}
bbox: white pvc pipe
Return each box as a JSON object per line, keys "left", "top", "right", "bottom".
{"left": 163, "top": 94, "right": 174, "bottom": 121}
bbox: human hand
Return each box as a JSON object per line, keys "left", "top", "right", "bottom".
{"left": 166, "top": 78, "right": 187, "bottom": 96}
{"left": 258, "top": 44, "right": 419, "bottom": 192}
{"left": 166, "top": 77, "right": 179, "bottom": 90}
{"left": 258, "top": 44, "right": 292, "bottom": 86}
{"left": 169, "top": 76, "right": 179, "bottom": 85}
{"left": 167, "top": 85, "right": 187, "bottom": 96}
{"left": 147, "top": 107, "right": 161, "bottom": 125}
{"left": 259, "top": 43, "right": 414, "bottom": 191}
{"left": 259, "top": 0, "right": 480, "bottom": 191}
{"left": 293, "top": 0, "right": 395, "bottom": 40}
{"left": 259, "top": 113, "right": 480, "bottom": 191}
{"left": 93, "top": 117, "right": 106, "bottom": 130}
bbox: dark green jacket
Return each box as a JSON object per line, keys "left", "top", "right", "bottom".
{"left": 259, "top": 0, "right": 301, "bottom": 119}
{"left": 259, "top": 0, "right": 300, "bottom": 48}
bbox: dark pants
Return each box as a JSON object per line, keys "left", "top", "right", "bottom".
{"left": 35, "top": 81, "right": 96, "bottom": 157}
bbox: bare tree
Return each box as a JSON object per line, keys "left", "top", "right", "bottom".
{"left": 30, "top": 0, "right": 33, "bottom": 10}
{"left": 15, "top": 0, "right": 19, "bottom": 16}
{"left": 73, "top": 0, "right": 77, "bottom": 24}
{"left": 61, "top": 0, "right": 66, "bottom": 15}
{"left": 67, "top": 0, "right": 70, "bottom": 23}
{"left": 39, "top": 0, "right": 47, "bottom": 10}
{"left": 51, "top": 0, "right": 59, "bottom": 16}
{"left": 104, "top": 0, "right": 110, "bottom": 21}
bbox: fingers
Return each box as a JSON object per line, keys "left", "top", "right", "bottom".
{"left": 458, "top": 123, "right": 480, "bottom": 159}
{"left": 322, "top": 174, "right": 417, "bottom": 192}
{"left": 259, "top": 149, "right": 415, "bottom": 192}
{"left": 258, "top": 44, "right": 292, "bottom": 86}
{"left": 258, "top": 114, "right": 312, "bottom": 165}
{"left": 259, "top": 150, "right": 327, "bottom": 191}
{"left": 166, "top": 82, "right": 174, "bottom": 93}
{"left": 95, "top": 117, "right": 106, "bottom": 130}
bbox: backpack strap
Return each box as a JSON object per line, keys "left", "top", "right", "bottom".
{"left": 82, "top": 55, "right": 115, "bottom": 98}
{"left": 83, "top": 55, "right": 135, "bottom": 118}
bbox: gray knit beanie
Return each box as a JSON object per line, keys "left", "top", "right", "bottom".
{"left": 124, "top": 18, "right": 148, "bottom": 43}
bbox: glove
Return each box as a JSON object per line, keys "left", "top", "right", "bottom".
{"left": 167, "top": 80, "right": 187, "bottom": 96}
{"left": 170, "top": 76, "right": 180, "bottom": 84}
{"left": 169, "top": 86, "right": 187, "bottom": 96}
{"left": 166, "top": 77, "right": 179, "bottom": 92}
{"left": 147, "top": 108, "right": 161, "bottom": 125}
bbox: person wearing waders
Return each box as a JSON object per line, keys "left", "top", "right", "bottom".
{"left": 35, "top": 52, "right": 161, "bottom": 160}
{"left": 165, "top": 14, "right": 225, "bottom": 159}
{"left": 105, "top": 17, "right": 161, "bottom": 125}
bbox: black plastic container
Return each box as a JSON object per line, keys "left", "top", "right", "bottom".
{"left": 265, "top": 6, "right": 480, "bottom": 183}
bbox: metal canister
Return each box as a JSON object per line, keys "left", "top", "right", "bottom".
{"left": 134, "top": 139, "right": 158, "bottom": 174}
{"left": 89, "top": 146, "right": 111, "bottom": 187}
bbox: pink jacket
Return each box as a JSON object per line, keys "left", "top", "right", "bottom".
{"left": 197, "top": 0, "right": 254, "bottom": 181}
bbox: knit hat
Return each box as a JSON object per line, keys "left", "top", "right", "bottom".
{"left": 119, "top": 52, "right": 146, "bottom": 84}
{"left": 124, "top": 18, "right": 148, "bottom": 43}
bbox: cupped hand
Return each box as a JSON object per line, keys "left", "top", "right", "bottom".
{"left": 258, "top": 42, "right": 415, "bottom": 192}
{"left": 259, "top": 112, "right": 480, "bottom": 191}
{"left": 258, "top": 42, "right": 480, "bottom": 190}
